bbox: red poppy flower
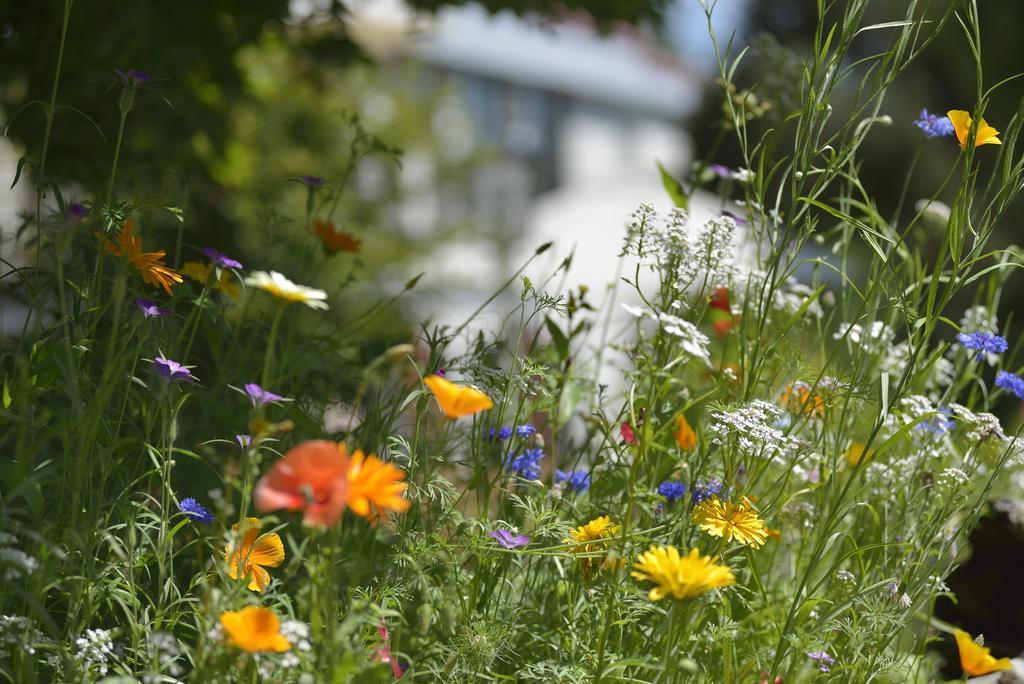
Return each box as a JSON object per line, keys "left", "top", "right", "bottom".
{"left": 708, "top": 288, "right": 731, "bottom": 313}
{"left": 620, "top": 421, "right": 637, "bottom": 445}
{"left": 254, "top": 440, "right": 351, "bottom": 528}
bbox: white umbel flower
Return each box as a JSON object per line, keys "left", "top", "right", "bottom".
{"left": 245, "top": 271, "right": 328, "bottom": 309}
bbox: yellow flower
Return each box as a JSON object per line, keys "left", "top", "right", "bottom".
{"left": 674, "top": 413, "right": 697, "bottom": 451}
{"left": 423, "top": 375, "right": 494, "bottom": 419}
{"left": 180, "top": 261, "right": 239, "bottom": 298}
{"left": 845, "top": 441, "right": 874, "bottom": 467}
{"left": 948, "top": 110, "right": 1001, "bottom": 149}
{"left": 245, "top": 270, "right": 328, "bottom": 309}
{"left": 692, "top": 498, "right": 768, "bottom": 548}
{"left": 631, "top": 546, "right": 735, "bottom": 601}
{"left": 565, "top": 516, "right": 620, "bottom": 581}
{"left": 102, "top": 219, "right": 182, "bottom": 295}
{"left": 954, "top": 628, "right": 1012, "bottom": 677}
{"left": 347, "top": 450, "right": 412, "bottom": 522}
{"left": 225, "top": 518, "right": 285, "bottom": 592}
{"left": 220, "top": 606, "right": 291, "bottom": 653}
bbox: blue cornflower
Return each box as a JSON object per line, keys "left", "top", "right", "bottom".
{"left": 515, "top": 424, "right": 536, "bottom": 438}
{"left": 179, "top": 497, "right": 214, "bottom": 524}
{"left": 918, "top": 407, "right": 954, "bottom": 434}
{"left": 506, "top": 448, "right": 544, "bottom": 480}
{"left": 957, "top": 331, "right": 1008, "bottom": 360}
{"left": 657, "top": 480, "right": 686, "bottom": 504}
{"left": 488, "top": 426, "right": 514, "bottom": 441}
{"left": 913, "top": 109, "right": 954, "bottom": 138}
{"left": 555, "top": 469, "right": 591, "bottom": 493}
{"left": 691, "top": 479, "right": 723, "bottom": 504}
{"left": 996, "top": 370, "right": 1024, "bottom": 400}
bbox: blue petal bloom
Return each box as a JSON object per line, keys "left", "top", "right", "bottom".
{"left": 914, "top": 109, "right": 954, "bottom": 138}
{"left": 691, "top": 479, "right": 723, "bottom": 504}
{"left": 657, "top": 480, "right": 686, "bottom": 504}
{"left": 506, "top": 448, "right": 544, "bottom": 480}
{"left": 918, "top": 407, "right": 954, "bottom": 434}
{"left": 179, "top": 497, "right": 214, "bottom": 524}
{"left": 996, "top": 370, "right": 1024, "bottom": 400}
{"left": 515, "top": 424, "right": 536, "bottom": 438}
{"left": 555, "top": 469, "right": 591, "bottom": 493}
{"left": 957, "top": 331, "right": 1008, "bottom": 360}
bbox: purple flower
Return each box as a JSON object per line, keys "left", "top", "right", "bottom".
{"left": 201, "top": 247, "right": 243, "bottom": 270}
{"left": 691, "top": 479, "right": 723, "bottom": 504}
{"left": 957, "top": 331, "right": 1008, "bottom": 360}
{"left": 555, "top": 469, "right": 591, "bottom": 493}
{"left": 301, "top": 175, "right": 326, "bottom": 189}
{"left": 996, "top": 370, "right": 1024, "bottom": 400}
{"left": 488, "top": 529, "right": 530, "bottom": 549}
{"left": 236, "top": 434, "right": 253, "bottom": 449}
{"left": 918, "top": 407, "right": 954, "bottom": 434}
{"left": 136, "top": 298, "right": 170, "bottom": 319}
{"left": 657, "top": 480, "right": 687, "bottom": 504}
{"left": 66, "top": 202, "right": 86, "bottom": 224}
{"left": 116, "top": 68, "right": 152, "bottom": 86}
{"left": 805, "top": 651, "right": 836, "bottom": 673}
{"left": 515, "top": 424, "right": 536, "bottom": 438}
{"left": 435, "top": 367, "right": 446, "bottom": 377}
{"left": 710, "top": 164, "right": 732, "bottom": 179}
{"left": 244, "top": 382, "right": 285, "bottom": 407}
{"left": 913, "top": 109, "right": 954, "bottom": 138}
{"left": 506, "top": 448, "right": 544, "bottom": 480}
{"left": 153, "top": 355, "right": 193, "bottom": 382}
{"left": 488, "top": 426, "right": 514, "bottom": 441}
{"left": 179, "top": 497, "right": 214, "bottom": 524}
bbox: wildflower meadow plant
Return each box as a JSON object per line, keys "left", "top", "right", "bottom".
{"left": 4, "top": 1, "right": 1024, "bottom": 682}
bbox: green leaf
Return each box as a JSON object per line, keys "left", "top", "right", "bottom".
{"left": 657, "top": 161, "right": 688, "bottom": 209}
{"left": 2, "top": 378, "right": 10, "bottom": 409}
{"left": 544, "top": 316, "right": 569, "bottom": 358}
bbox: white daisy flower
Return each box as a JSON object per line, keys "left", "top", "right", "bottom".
{"left": 245, "top": 271, "right": 329, "bottom": 309}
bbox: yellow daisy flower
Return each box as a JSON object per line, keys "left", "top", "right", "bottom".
{"left": 631, "top": 545, "right": 735, "bottom": 601}
{"left": 220, "top": 606, "right": 291, "bottom": 653}
{"left": 692, "top": 498, "right": 768, "bottom": 548}
{"left": 954, "top": 628, "right": 1012, "bottom": 677}
{"left": 564, "top": 515, "right": 620, "bottom": 580}
{"left": 947, "top": 110, "right": 1001, "bottom": 150}
{"left": 245, "top": 270, "right": 328, "bottom": 309}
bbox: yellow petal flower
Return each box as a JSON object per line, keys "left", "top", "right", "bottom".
{"left": 948, "top": 110, "right": 1001, "bottom": 150}
{"left": 423, "top": 375, "right": 494, "bottom": 419}
{"left": 845, "top": 441, "right": 874, "bottom": 467}
{"left": 220, "top": 606, "right": 291, "bottom": 653}
{"left": 955, "top": 628, "right": 1012, "bottom": 677}
{"left": 692, "top": 498, "right": 768, "bottom": 548}
{"left": 564, "top": 515, "right": 619, "bottom": 550}
{"left": 347, "top": 450, "right": 411, "bottom": 522}
{"left": 225, "top": 518, "right": 285, "bottom": 592}
{"left": 631, "top": 546, "right": 735, "bottom": 601}
{"left": 181, "top": 260, "right": 213, "bottom": 283}
{"left": 674, "top": 413, "right": 697, "bottom": 451}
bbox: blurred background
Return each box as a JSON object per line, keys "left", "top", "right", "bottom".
{"left": 2, "top": 0, "right": 1024, "bottom": 668}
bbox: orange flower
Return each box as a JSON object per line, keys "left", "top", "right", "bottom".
{"left": 954, "top": 628, "right": 1012, "bottom": 677}
{"left": 225, "top": 518, "right": 285, "bottom": 592}
{"left": 347, "top": 451, "right": 411, "bottom": 521}
{"left": 254, "top": 440, "right": 351, "bottom": 528}
{"left": 844, "top": 441, "right": 874, "bottom": 467}
{"left": 103, "top": 219, "right": 182, "bottom": 295}
{"left": 314, "top": 219, "right": 362, "bottom": 254}
{"left": 947, "top": 110, "right": 1001, "bottom": 150}
{"left": 423, "top": 375, "right": 494, "bottom": 419}
{"left": 779, "top": 382, "right": 825, "bottom": 418}
{"left": 180, "top": 261, "right": 240, "bottom": 298}
{"left": 674, "top": 414, "right": 697, "bottom": 451}
{"left": 220, "top": 606, "right": 291, "bottom": 653}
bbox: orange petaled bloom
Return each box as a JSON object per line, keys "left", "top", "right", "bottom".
{"left": 845, "top": 441, "right": 874, "bottom": 467}
{"left": 947, "top": 110, "right": 1001, "bottom": 149}
{"left": 220, "top": 606, "right": 291, "bottom": 653}
{"left": 692, "top": 498, "right": 768, "bottom": 548}
{"left": 255, "top": 440, "right": 351, "bottom": 528}
{"left": 225, "top": 517, "right": 285, "bottom": 592}
{"left": 674, "top": 413, "right": 697, "bottom": 451}
{"left": 103, "top": 219, "right": 182, "bottom": 294}
{"left": 954, "top": 628, "right": 1012, "bottom": 677}
{"left": 423, "top": 375, "right": 494, "bottom": 419}
{"left": 347, "top": 451, "right": 411, "bottom": 522}
{"left": 314, "top": 219, "right": 362, "bottom": 254}
{"left": 779, "top": 381, "right": 825, "bottom": 418}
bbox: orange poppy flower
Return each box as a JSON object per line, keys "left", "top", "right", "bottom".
{"left": 674, "top": 414, "right": 697, "bottom": 451}
{"left": 225, "top": 517, "right": 285, "bottom": 592}
{"left": 314, "top": 219, "right": 362, "bottom": 254}
{"left": 779, "top": 382, "right": 825, "bottom": 418}
{"left": 423, "top": 375, "right": 494, "bottom": 419}
{"left": 220, "top": 606, "right": 291, "bottom": 653}
{"left": 347, "top": 451, "right": 411, "bottom": 522}
{"left": 954, "top": 628, "right": 1012, "bottom": 676}
{"left": 103, "top": 219, "right": 182, "bottom": 295}
{"left": 254, "top": 440, "right": 351, "bottom": 528}
{"left": 947, "top": 110, "right": 1001, "bottom": 150}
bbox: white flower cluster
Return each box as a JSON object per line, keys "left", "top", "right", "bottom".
{"left": 1, "top": 615, "right": 43, "bottom": 659}
{"left": 937, "top": 467, "right": 969, "bottom": 488}
{"left": 691, "top": 214, "right": 736, "bottom": 290}
{"left": 882, "top": 344, "right": 954, "bottom": 398}
{"left": 280, "top": 619, "right": 312, "bottom": 668}
{"left": 0, "top": 547, "right": 38, "bottom": 581}
{"left": 949, "top": 403, "right": 1007, "bottom": 443}
{"left": 142, "top": 632, "right": 185, "bottom": 683}
{"left": 833, "top": 321, "right": 893, "bottom": 353}
{"left": 656, "top": 312, "right": 712, "bottom": 366}
{"left": 773, "top": 277, "right": 824, "bottom": 318}
{"left": 836, "top": 569, "right": 857, "bottom": 584}
{"left": 74, "top": 627, "right": 114, "bottom": 677}
{"left": 708, "top": 400, "right": 802, "bottom": 462}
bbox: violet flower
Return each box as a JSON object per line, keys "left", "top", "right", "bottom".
{"left": 136, "top": 298, "right": 170, "bottom": 319}
{"left": 153, "top": 355, "right": 193, "bottom": 382}
{"left": 488, "top": 529, "right": 530, "bottom": 549}
{"left": 201, "top": 247, "right": 243, "bottom": 270}
{"left": 244, "top": 383, "right": 285, "bottom": 407}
